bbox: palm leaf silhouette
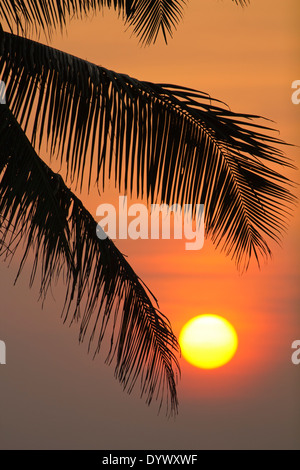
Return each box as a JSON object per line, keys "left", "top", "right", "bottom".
{"left": 0, "top": 0, "right": 296, "bottom": 415}
{"left": 0, "top": 103, "right": 180, "bottom": 415}
{"left": 0, "top": 1, "right": 249, "bottom": 45}
{"left": 0, "top": 31, "right": 295, "bottom": 270}
{"left": 0, "top": 0, "right": 186, "bottom": 45}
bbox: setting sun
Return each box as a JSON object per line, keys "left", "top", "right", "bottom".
{"left": 179, "top": 315, "right": 238, "bottom": 369}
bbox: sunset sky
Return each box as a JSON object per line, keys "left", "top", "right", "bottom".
{"left": 0, "top": 0, "right": 299, "bottom": 449}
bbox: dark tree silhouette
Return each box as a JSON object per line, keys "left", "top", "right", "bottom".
{"left": 0, "top": 0, "right": 295, "bottom": 415}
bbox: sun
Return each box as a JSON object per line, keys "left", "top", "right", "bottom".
{"left": 179, "top": 314, "right": 238, "bottom": 369}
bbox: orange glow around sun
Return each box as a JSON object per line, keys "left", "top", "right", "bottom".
{"left": 179, "top": 315, "right": 238, "bottom": 369}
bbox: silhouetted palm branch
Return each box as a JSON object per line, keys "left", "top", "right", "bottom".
{"left": 122, "top": 0, "right": 186, "bottom": 45}
{"left": 0, "top": 0, "right": 296, "bottom": 416}
{"left": 233, "top": 0, "right": 249, "bottom": 5}
{"left": 0, "top": 0, "right": 187, "bottom": 45}
{"left": 128, "top": 0, "right": 249, "bottom": 45}
{"left": 0, "top": 103, "right": 180, "bottom": 415}
{"left": 0, "top": 31, "right": 295, "bottom": 272}
{"left": 0, "top": 1, "right": 250, "bottom": 45}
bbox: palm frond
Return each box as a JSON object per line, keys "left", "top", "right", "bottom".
{"left": 232, "top": 0, "right": 249, "bottom": 5}
{"left": 0, "top": 0, "right": 186, "bottom": 45}
{"left": 0, "top": 32, "right": 296, "bottom": 271}
{"left": 124, "top": 0, "right": 186, "bottom": 45}
{"left": 0, "top": 1, "right": 123, "bottom": 35}
{"left": 0, "top": 103, "right": 180, "bottom": 416}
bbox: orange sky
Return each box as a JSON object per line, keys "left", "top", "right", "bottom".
{"left": 46, "top": 0, "right": 300, "bottom": 398}
{"left": 1, "top": 0, "right": 299, "bottom": 449}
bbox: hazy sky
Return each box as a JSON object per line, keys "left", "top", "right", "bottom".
{"left": 0, "top": 0, "right": 299, "bottom": 449}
